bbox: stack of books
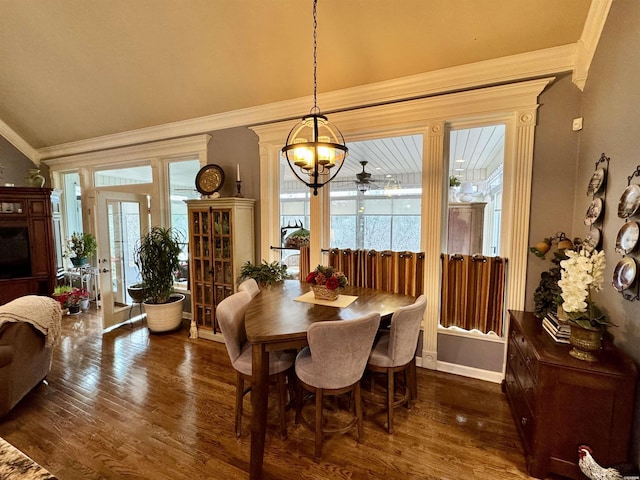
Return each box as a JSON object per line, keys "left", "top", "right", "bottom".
{"left": 542, "top": 312, "right": 570, "bottom": 344}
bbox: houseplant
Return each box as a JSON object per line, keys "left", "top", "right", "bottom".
{"left": 133, "top": 226, "right": 185, "bottom": 332}
{"left": 67, "top": 232, "right": 97, "bottom": 267}
{"left": 52, "top": 286, "right": 89, "bottom": 314}
{"left": 306, "top": 265, "right": 348, "bottom": 301}
{"left": 557, "top": 248, "right": 613, "bottom": 362}
{"left": 238, "top": 260, "right": 291, "bottom": 286}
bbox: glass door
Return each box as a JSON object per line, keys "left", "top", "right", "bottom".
{"left": 96, "top": 191, "right": 150, "bottom": 329}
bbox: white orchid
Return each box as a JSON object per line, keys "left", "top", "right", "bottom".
{"left": 557, "top": 249, "right": 611, "bottom": 329}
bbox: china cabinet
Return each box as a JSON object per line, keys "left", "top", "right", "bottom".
{"left": 447, "top": 202, "right": 485, "bottom": 255}
{"left": 505, "top": 310, "right": 637, "bottom": 479}
{"left": 185, "top": 198, "right": 255, "bottom": 341}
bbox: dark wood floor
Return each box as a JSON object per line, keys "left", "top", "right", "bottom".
{"left": 0, "top": 306, "right": 552, "bottom": 479}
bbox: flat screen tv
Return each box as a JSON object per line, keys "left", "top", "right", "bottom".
{"left": 0, "top": 226, "right": 31, "bottom": 278}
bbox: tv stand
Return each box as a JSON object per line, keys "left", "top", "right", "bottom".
{"left": 0, "top": 187, "right": 57, "bottom": 305}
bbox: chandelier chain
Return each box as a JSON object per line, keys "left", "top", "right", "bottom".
{"left": 312, "top": 0, "right": 319, "bottom": 114}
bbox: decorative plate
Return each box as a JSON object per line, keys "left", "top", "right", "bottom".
{"left": 617, "top": 184, "right": 640, "bottom": 218}
{"left": 583, "top": 228, "right": 601, "bottom": 252}
{"left": 583, "top": 197, "right": 603, "bottom": 226}
{"left": 612, "top": 257, "right": 637, "bottom": 292}
{"left": 586, "top": 168, "right": 606, "bottom": 196}
{"left": 615, "top": 221, "right": 640, "bottom": 255}
{"left": 195, "top": 164, "right": 225, "bottom": 195}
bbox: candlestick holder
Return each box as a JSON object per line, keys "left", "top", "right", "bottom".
{"left": 235, "top": 180, "right": 243, "bottom": 198}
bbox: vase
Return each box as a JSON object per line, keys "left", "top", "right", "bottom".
{"left": 311, "top": 285, "right": 341, "bottom": 301}
{"left": 569, "top": 323, "right": 602, "bottom": 362}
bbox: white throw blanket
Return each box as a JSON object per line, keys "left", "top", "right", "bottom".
{"left": 0, "top": 295, "right": 62, "bottom": 348}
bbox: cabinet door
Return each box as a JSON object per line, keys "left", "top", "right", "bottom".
{"left": 29, "top": 216, "right": 53, "bottom": 277}
{"left": 190, "top": 208, "right": 214, "bottom": 329}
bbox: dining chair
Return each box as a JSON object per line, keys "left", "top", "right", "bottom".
{"left": 237, "top": 278, "right": 260, "bottom": 299}
{"left": 294, "top": 312, "right": 381, "bottom": 460}
{"left": 366, "top": 294, "right": 426, "bottom": 433}
{"left": 216, "top": 291, "right": 295, "bottom": 438}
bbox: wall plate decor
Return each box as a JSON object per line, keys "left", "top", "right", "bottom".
{"left": 587, "top": 167, "right": 606, "bottom": 196}
{"left": 584, "top": 197, "right": 603, "bottom": 226}
{"left": 612, "top": 257, "right": 637, "bottom": 292}
{"left": 615, "top": 221, "right": 639, "bottom": 255}
{"left": 584, "top": 227, "right": 602, "bottom": 252}
{"left": 195, "top": 164, "right": 225, "bottom": 195}
{"left": 618, "top": 184, "right": 640, "bottom": 219}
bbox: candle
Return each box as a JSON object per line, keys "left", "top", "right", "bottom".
{"left": 237, "top": 164, "right": 241, "bottom": 181}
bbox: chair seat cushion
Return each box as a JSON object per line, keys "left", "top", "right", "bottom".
{"left": 232, "top": 343, "right": 295, "bottom": 377}
{"left": 368, "top": 332, "right": 394, "bottom": 367}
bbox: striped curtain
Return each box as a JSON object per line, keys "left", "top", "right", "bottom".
{"left": 299, "top": 246, "right": 310, "bottom": 280}
{"left": 440, "top": 254, "right": 507, "bottom": 336}
{"left": 327, "top": 248, "right": 425, "bottom": 296}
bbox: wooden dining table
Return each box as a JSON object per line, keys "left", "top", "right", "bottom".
{"left": 244, "top": 280, "right": 417, "bottom": 479}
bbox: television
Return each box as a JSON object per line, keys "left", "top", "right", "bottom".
{"left": 0, "top": 227, "right": 31, "bottom": 278}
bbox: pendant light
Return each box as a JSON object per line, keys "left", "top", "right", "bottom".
{"left": 281, "top": 0, "right": 348, "bottom": 196}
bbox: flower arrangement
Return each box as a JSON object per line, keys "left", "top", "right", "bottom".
{"left": 306, "top": 265, "right": 348, "bottom": 290}
{"left": 66, "top": 232, "right": 97, "bottom": 261}
{"left": 557, "top": 249, "right": 613, "bottom": 330}
{"left": 52, "top": 286, "right": 89, "bottom": 308}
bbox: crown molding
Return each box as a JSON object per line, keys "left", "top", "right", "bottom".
{"left": 573, "top": 0, "right": 613, "bottom": 91}
{"left": 0, "top": 119, "right": 40, "bottom": 164}
{"left": 34, "top": 44, "right": 577, "bottom": 161}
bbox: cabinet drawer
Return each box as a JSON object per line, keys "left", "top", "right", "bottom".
{"left": 510, "top": 324, "right": 538, "bottom": 381}
{"left": 505, "top": 363, "right": 535, "bottom": 452}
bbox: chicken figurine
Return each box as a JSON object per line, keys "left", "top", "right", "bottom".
{"left": 578, "top": 445, "right": 623, "bottom": 480}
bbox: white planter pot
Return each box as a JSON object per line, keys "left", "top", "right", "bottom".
{"left": 143, "top": 294, "right": 185, "bottom": 333}
{"left": 80, "top": 298, "right": 90, "bottom": 311}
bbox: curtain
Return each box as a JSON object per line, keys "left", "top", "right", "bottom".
{"left": 440, "top": 254, "right": 507, "bottom": 336}
{"left": 327, "top": 248, "right": 425, "bottom": 296}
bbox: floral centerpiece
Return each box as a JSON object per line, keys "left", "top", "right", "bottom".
{"left": 557, "top": 248, "right": 613, "bottom": 361}
{"left": 306, "top": 265, "right": 348, "bottom": 301}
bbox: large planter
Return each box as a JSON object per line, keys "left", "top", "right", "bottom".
{"left": 569, "top": 323, "right": 603, "bottom": 362}
{"left": 127, "top": 284, "right": 148, "bottom": 303}
{"left": 143, "top": 294, "right": 185, "bottom": 333}
{"left": 70, "top": 257, "right": 89, "bottom": 268}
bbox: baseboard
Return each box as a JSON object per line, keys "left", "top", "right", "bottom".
{"left": 435, "top": 361, "right": 504, "bottom": 384}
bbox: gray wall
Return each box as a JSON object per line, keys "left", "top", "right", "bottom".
{"left": 0, "top": 136, "right": 44, "bottom": 186}
{"left": 570, "top": 0, "right": 640, "bottom": 462}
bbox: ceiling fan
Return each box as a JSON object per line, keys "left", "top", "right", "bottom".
{"left": 353, "top": 161, "right": 379, "bottom": 192}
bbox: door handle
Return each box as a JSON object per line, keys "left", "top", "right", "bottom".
{"left": 101, "top": 268, "right": 110, "bottom": 273}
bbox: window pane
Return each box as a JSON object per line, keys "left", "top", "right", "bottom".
{"left": 391, "top": 216, "right": 421, "bottom": 251}
{"left": 331, "top": 216, "right": 356, "bottom": 249}
{"left": 95, "top": 166, "right": 152, "bottom": 186}
{"left": 363, "top": 216, "right": 391, "bottom": 250}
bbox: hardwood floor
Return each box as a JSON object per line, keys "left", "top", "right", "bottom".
{"left": 0, "top": 306, "right": 554, "bottom": 479}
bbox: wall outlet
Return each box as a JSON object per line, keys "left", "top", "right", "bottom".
{"left": 572, "top": 117, "right": 583, "bottom": 131}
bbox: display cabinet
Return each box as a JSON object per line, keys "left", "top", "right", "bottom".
{"left": 185, "top": 198, "right": 255, "bottom": 341}
{"left": 447, "top": 202, "right": 486, "bottom": 255}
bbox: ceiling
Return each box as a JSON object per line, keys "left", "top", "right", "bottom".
{"left": 0, "top": 0, "right": 593, "bottom": 154}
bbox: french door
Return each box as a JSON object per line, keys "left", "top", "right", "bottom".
{"left": 96, "top": 191, "right": 150, "bottom": 329}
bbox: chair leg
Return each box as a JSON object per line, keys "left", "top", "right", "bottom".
{"left": 355, "top": 382, "right": 364, "bottom": 442}
{"left": 408, "top": 357, "right": 418, "bottom": 403}
{"left": 295, "top": 378, "right": 303, "bottom": 425}
{"left": 277, "top": 372, "right": 288, "bottom": 439}
{"left": 235, "top": 372, "right": 244, "bottom": 438}
{"left": 314, "top": 389, "right": 324, "bottom": 461}
{"left": 386, "top": 368, "right": 394, "bottom": 434}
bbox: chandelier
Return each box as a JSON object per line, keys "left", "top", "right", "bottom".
{"left": 281, "top": 0, "right": 348, "bottom": 196}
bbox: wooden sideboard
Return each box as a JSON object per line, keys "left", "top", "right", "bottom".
{"left": 504, "top": 310, "right": 637, "bottom": 479}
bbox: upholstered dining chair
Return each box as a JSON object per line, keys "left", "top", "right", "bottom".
{"left": 216, "top": 291, "right": 295, "bottom": 438}
{"left": 237, "top": 278, "right": 260, "bottom": 299}
{"left": 295, "top": 312, "right": 381, "bottom": 460}
{"left": 366, "top": 295, "right": 426, "bottom": 433}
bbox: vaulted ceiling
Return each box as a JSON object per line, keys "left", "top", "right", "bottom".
{"left": 0, "top": 0, "right": 595, "bottom": 158}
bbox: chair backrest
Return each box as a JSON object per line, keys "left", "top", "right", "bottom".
{"left": 306, "top": 312, "right": 381, "bottom": 389}
{"left": 238, "top": 278, "right": 260, "bottom": 299}
{"left": 387, "top": 295, "right": 427, "bottom": 366}
{"left": 216, "top": 291, "right": 252, "bottom": 363}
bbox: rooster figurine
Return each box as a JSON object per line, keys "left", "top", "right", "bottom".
{"left": 578, "top": 445, "right": 623, "bottom": 480}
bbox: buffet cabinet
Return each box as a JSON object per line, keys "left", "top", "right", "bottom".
{"left": 0, "top": 187, "right": 58, "bottom": 304}
{"left": 505, "top": 310, "right": 637, "bottom": 479}
{"left": 185, "top": 198, "right": 255, "bottom": 341}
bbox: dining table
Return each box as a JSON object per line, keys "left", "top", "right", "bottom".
{"left": 244, "top": 280, "right": 417, "bottom": 479}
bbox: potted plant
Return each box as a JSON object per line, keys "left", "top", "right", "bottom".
{"left": 67, "top": 232, "right": 97, "bottom": 267}
{"left": 557, "top": 248, "right": 614, "bottom": 362}
{"left": 238, "top": 260, "right": 291, "bottom": 286}
{"left": 52, "top": 286, "right": 88, "bottom": 314}
{"left": 133, "top": 226, "right": 185, "bottom": 332}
